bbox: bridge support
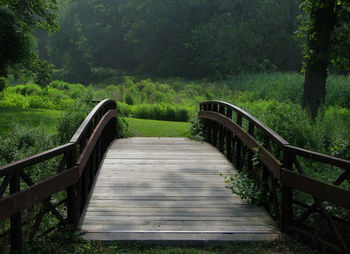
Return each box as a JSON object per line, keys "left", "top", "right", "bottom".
{"left": 10, "top": 172, "right": 22, "bottom": 253}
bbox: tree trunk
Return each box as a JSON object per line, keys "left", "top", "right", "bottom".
{"left": 302, "top": 0, "right": 337, "bottom": 118}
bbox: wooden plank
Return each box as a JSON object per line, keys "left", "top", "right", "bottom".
{"left": 81, "top": 225, "right": 276, "bottom": 232}
{"left": 102, "top": 159, "right": 232, "bottom": 165}
{"left": 82, "top": 216, "right": 270, "bottom": 223}
{"left": 105, "top": 154, "right": 226, "bottom": 159}
{"left": 79, "top": 137, "right": 278, "bottom": 242}
{"left": 83, "top": 196, "right": 238, "bottom": 201}
{"left": 98, "top": 164, "right": 233, "bottom": 170}
{"left": 86, "top": 200, "right": 246, "bottom": 207}
{"left": 92, "top": 181, "right": 231, "bottom": 188}
{"left": 83, "top": 232, "right": 279, "bottom": 241}
{"left": 84, "top": 207, "right": 265, "bottom": 215}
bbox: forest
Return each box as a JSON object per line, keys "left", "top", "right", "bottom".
{"left": 1, "top": 0, "right": 350, "bottom": 253}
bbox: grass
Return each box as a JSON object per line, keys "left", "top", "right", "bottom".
{"left": 0, "top": 106, "right": 62, "bottom": 136}
{"left": 127, "top": 117, "right": 190, "bottom": 137}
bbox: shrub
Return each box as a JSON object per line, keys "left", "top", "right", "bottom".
{"left": 48, "top": 80, "right": 72, "bottom": 90}
{"left": 131, "top": 103, "right": 190, "bottom": 121}
{"left": 0, "top": 124, "right": 55, "bottom": 165}
{"left": 0, "top": 93, "right": 29, "bottom": 108}
{"left": 0, "top": 77, "right": 8, "bottom": 92}
{"left": 189, "top": 116, "right": 205, "bottom": 141}
{"left": 27, "top": 94, "right": 47, "bottom": 108}
{"left": 56, "top": 103, "right": 90, "bottom": 144}
{"left": 116, "top": 117, "right": 130, "bottom": 138}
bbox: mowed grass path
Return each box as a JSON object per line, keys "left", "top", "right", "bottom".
{"left": 127, "top": 117, "right": 190, "bottom": 137}
{"left": 0, "top": 106, "right": 62, "bottom": 136}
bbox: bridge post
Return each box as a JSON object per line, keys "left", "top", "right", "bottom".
{"left": 67, "top": 147, "right": 80, "bottom": 228}
{"left": 212, "top": 104, "right": 218, "bottom": 147}
{"left": 235, "top": 114, "right": 243, "bottom": 170}
{"left": 281, "top": 148, "right": 293, "bottom": 232}
{"left": 10, "top": 171, "right": 22, "bottom": 252}
{"left": 205, "top": 103, "right": 213, "bottom": 143}
{"left": 226, "top": 108, "right": 233, "bottom": 162}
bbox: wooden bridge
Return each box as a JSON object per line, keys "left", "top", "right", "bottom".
{"left": 1, "top": 100, "right": 350, "bottom": 253}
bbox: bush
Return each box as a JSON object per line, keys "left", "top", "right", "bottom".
{"left": 131, "top": 104, "right": 190, "bottom": 121}
{"left": 0, "top": 93, "right": 29, "bottom": 108}
{"left": 56, "top": 103, "right": 91, "bottom": 144}
{"left": 116, "top": 117, "right": 130, "bottom": 138}
{"left": 0, "top": 77, "right": 8, "bottom": 92}
{"left": 0, "top": 124, "right": 55, "bottom": 165}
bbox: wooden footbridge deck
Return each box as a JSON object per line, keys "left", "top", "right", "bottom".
{"left": 80, "top": 137, "right": 278, "bottom": 241}
{"left": 1, "top": 99, "right": 350, "bottom": 253}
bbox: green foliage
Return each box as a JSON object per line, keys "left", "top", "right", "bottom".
{"left": 131, "top": 104, "right": 190, "bottom": 122}
{"left": 0, "top": 77, "right": 8, "bottom": 92}
{"left": 116, "top": 117, "right": 130, "bottom": 138}
{"left": 33, "top": 59, "right": 54, "bottom": 87}
{"left": 56, "top": 103, "right": 90, "bottom": 144}
{"left": 189, "top": 116, "right": 205, "bottom": 141}
{"left": 0, "top": 124, "right": 55, "bottom": 166}
{"left": 0, "top": 1, "right": 58, "bottom": 78}
{"left": 222, "top": 171, "right": 264, "bottom": 205}
{"left": 0, "top": 81, "right": 93, "bottom": 110}
{"left": 43, "top": 0, "right": 302, "bottom": 80}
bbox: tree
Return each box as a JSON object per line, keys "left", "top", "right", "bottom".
{"left": 300, "top": 0, "right": 350, "bottom": 118}
{"left": 0, "top": 0, "right": 58, "bottom": 79}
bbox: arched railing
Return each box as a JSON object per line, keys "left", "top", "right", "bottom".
{"left": 199, "top": 100, "right": 350, "bottom": 253}
{"left": 0, "top": 99, "right": 117, "bottom": 252}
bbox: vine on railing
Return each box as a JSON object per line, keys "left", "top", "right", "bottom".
{"left": 0, "top": 99, "right": 117, "bottom": 253}
{"left": 199, "top": 100, "right": 350, "bottom": 254}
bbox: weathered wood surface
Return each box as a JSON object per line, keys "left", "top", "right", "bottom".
{"left": 79, "top": 137, "right": 279, "bottom": 241}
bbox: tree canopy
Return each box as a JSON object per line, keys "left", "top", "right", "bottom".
{"left": 0, "top": 0, "right": 58, "bottom": 82}
{"left": 41, "top": 0, "right": 302, "bottom": 82}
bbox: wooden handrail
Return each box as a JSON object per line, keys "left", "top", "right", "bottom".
{"left": 0, "top": 143, "right": 75, "bottom": 177}
{"left": 0, "top": 99, "right": 117, "bottom": 252}
{"left": 70, "top": 99, "right": 116, "bottom": 144}
{"left": 198, "top": 110, "right": 282, "bottom": 178}
{"left": 200, "top": 100, "right": 289, "bottom": 146}
{"left": 199, "top": 100, "right": 350, "bottom": 253}
{"left": 76, "top": 110, "right": 117, "bottom": 175}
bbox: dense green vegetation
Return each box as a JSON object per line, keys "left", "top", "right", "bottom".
{"left": 1, "top": 73, "right": 350, "bottom": 160}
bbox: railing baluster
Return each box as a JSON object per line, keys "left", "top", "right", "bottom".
{"left": 282, "top": 148, "right": 293, "bottom": 232}
{"left": 218, "top": 105, "right": 225, "bottom": 152}
{"left": 10, "top": 171, "right": 21, "bottom": 252}
{"left": 236, "top": 114, "right": 243, "bottom": 170}
{"left": 247, "top": 122, "right": 254, "bottom": 173}
{"left": 212, "top": 104, "right": 218, "bottom": 147}
{"left": 226, "top": 109, "right": 233, "bottom": 162}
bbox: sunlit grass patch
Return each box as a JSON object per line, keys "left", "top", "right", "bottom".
{"left": 0, "top": 106, "right": 62, "bottom": 136}
{"left": 127, "top": 117, "right": 190, "bottom": 137}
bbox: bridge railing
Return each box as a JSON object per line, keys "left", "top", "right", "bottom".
{"left": 0, "top": 99, "right": 117, "bottom": 252}
{"left": 199, "top": 100, "right": 350, "bottom": 253}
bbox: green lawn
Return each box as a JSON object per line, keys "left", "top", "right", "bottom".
{"left": 127, "top": 117, "right": 190, "bottom": 137}
{"left": 0, "top": 106, "right": 62, "bottom": 136}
